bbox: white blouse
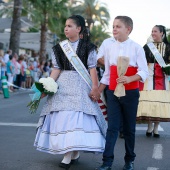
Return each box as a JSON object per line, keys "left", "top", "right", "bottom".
{"left": 100, "top": 38, "right": 149, "bottom": 85}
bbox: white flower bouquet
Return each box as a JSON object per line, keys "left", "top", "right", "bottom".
{"left": 27, "top": 77, "right": 58, "bottom": 114}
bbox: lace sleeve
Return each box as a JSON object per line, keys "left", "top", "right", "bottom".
{"left": 87, "top": 50, "right": 97, "bottom": 69}
{"left": 51, "top": 50, "right": 61, "bottom": 69}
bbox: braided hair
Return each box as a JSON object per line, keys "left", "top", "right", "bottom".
{"left": 68, "top": 15, "right": 90, "bottom": 42}
{"left": 155, "top": 25, "right": 169, "bottom": 44}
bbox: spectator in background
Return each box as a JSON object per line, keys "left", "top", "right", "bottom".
{"left": 18, "top": 55, "right": 25, "bottom": 88}
{"left": 26, "top": 58, "right": 34, "bottom": 88}
{"left": 12, "top": 53, "right": 19, "bottom": 88}
{"left": 43, "top": 61, "right": 51, "bottom": 78}
{"left": 39, "top": 60, "right": 45, "bottom": 78}
{"left": 20, "top": 56, "right": 27, "bottom": 88}
{"left": 0, "top": 50, "right": 6, "bottom": 94}
{"left": 49, "top": 59, "right": 53, "bottom": 74}
{"left": 7, "top": 55, "right": 15, "bottom": 92}
{"left": 4, "top": 49, "right": 12, "bottom": 65}
{"left": 32, "top": 58, "right": 39, "bottom": 82}
{"left": 12, "top": 53, "right": 22, "bottom": 89}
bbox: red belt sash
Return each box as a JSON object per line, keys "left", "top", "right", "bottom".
{"left": 154, "top": 63, "right": 165, "bottom": 90}
{"left": 109, "top": 66, "right": 139, "bottom": 90}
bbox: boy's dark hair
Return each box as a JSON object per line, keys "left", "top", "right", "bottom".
{"left": 115, "top": 16, "right": 133, "bottom": 33}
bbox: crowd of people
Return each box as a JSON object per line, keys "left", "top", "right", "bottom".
{"left": 0, "top": 50, "right": 53, "bottom": 93}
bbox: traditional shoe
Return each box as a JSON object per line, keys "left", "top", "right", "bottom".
{"left": 71, "top": 156, "right": 80, "bottom": 164}
{"left": 146, "top": 131, "right": 152, "bottom": 137}
{"left": 123, "top": 161, "right": 134, "bottom": 170}
{"left": 153, "top": 133, "right": 160, "bottom": 138}
{"left": 59, "top": 162, "right": 71, "bottom": 169}
{"left": 95, "top": 165, "right": 111, "bottom": 170}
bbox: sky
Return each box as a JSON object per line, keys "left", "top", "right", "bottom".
{"left": 100, "top": 0, "right": 170, "bottom": 46}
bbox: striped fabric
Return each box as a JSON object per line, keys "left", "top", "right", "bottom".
{"left": 153, "top": 42, "right": 166, "bottom": 57}
{"left": 98, "top": 99, "right": 107, "bottom": 121}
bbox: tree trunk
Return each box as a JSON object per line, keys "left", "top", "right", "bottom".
{"left": 39, "top": 14, "right": 47, "bottom": 62}
{"left": 9, "top": 0, "right": 22, "bottom": 55}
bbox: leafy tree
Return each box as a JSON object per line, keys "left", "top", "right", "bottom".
{"left": 0, "top": 0, "right": 28, "bottom": 18}
{"left": 90, "top": 25, "right": 110, "bottom": 47}
{"left": 23, "top": 0, "right": 70, "bottom": 61}
{"left": 71, "top": 0, "right": 110, "bottom": 29}
{"left": 0, "top": 0, "right": 70, "bottom": 58}
{"left": 0, "top": 0, "right": 14, "bottom": 18}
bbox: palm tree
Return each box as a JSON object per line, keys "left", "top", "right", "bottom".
{"left": 71, "top": 0, "right": 110, "bottom": 29}
{"left": 9, "top": 0, "right": 22, "bottom": 55}
{"left": 90, "top": 25, "right": 110, "bottom": 47}
{"left": 24, "top": 0, "right": 69, "bottom": 61}
{"left": 0, "top": 0, "right": 13, "bottom": 17}
{"left": 0, "top": 0, "right": 70, "bottom": 58}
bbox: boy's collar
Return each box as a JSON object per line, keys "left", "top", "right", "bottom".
{"left": 116, "top": 37, "right": 130, "bottom": 44}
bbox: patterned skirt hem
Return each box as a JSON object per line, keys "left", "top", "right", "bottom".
{"left": 136, "top": 116, "right": 170, "bottom": 122}
{"left": 34, "top": 144, "right": 104, "bottom": 155}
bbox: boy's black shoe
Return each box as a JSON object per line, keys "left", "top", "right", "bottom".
{"left": 123, "top": 161, "right": 134, "bottom": 170}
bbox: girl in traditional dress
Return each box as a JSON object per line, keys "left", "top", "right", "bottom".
{"left": 34, "top": 15, "right": 107, "bottom": 169}
{"left": 137, "top": 25, "right": 170, "bottom": 137}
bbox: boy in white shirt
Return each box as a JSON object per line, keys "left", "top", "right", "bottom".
{"left": 96, "top": 16, "right": 148, "bottom": 170}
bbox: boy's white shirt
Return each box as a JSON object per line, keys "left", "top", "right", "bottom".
{"left": 100, "top": 38, "right": 149, "bottom": 85}
{"left": 97, "top": 37, "right": 116, "bottom": 60}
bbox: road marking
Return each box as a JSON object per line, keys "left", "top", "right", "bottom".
{"left": 152, "top": 144, "right": 163, "bottom": 160}
{"left": 0, "top": 122, "right": 37, "bottom": 127}
{"left": 147, "top": 168, "right": 159, "bottom": 170}
{"left": 136, "top": 125, "right": 164, "bottom": 131}
{"left": 0, "top": 122, "right": 164, "bottom": 132}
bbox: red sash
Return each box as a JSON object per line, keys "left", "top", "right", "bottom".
{"left": 109, "top": 66, "right": 139, "bottom": 90}
{"left": 154, "top": 63, "right": 165, "bottom": 90}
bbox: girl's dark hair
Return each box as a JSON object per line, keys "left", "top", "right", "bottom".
{"left": 68, "top": 15, "right": 90, "bottom": 41}
{"left": 155, "top": 25, "right": 169, "bottom": 44}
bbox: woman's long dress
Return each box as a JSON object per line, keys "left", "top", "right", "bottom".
{"left": 137, "top": 42, "right": 170, "bottom": 122}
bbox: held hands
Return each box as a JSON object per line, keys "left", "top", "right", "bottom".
{"left": 89, "top": 87, "right": 101, "bottom": 102}
{"left": 41, "top": 93, "right": 47, "bottom": 98}
{"left": 116, "top": 76, "right": 131, "bottom": 84}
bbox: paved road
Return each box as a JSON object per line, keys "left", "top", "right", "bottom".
{"left": 0, "top": 91, "right": 170, "bottom": 170}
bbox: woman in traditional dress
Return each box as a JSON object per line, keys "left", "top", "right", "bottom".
{"left": 137, "top": 25, "right": 170, "bottom": 137}
{"left": 34, "top": 15, "right": 107, "bottom": 169}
